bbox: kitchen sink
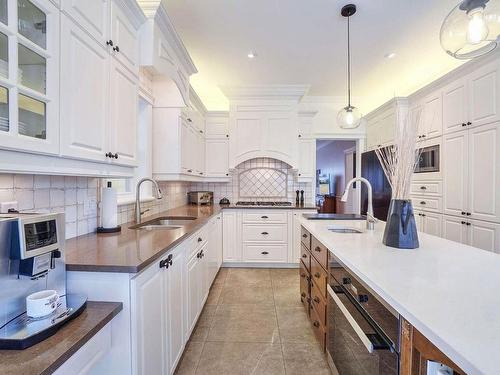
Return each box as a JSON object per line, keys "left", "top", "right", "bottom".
{"left": 129, "top": 216, "right": 197, "bottom": 230}
{"left": 327, "top": 225, "right": 363, "bottom": 234}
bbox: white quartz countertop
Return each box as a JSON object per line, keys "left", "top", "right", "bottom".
{"left": 299, "top": 217, "right": 500, "bottom": 375}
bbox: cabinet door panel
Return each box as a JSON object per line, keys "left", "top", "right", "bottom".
{"left": 61, "top": 0, "right": 109, "bottom": 45}
{"left": 442, "top": 216, "right": 467, "bottom": 245}
{"left": 195, "top": 131, "right": 205, "bottom": 174}
{"left": 443, "top": 79, "right": 468, "bottom": 134}
{"left": 468, "top": 62, "right": 500, "bottom": 128}
{"left": 223, "top": 211, "right": 240, "bottom": 262}
{"left": 205, "top": 117, "right": 228, "bottom": 138}
{"left": 468, "top": 123, "right": 500, "bottom": 222}
{"left": 186, "top": 255, "right": 200, "bottom": 336}
{"left": 109, "top": 59, "right": 138, "bottom": 166}
{"left": 231, "top": 115, "right": 262, "bottom": 163}
{"left": 180, "top": 121, "right": 190, "bottom": 171}
{"left": 205, "top": 139, "right": 229, "bottom": 177}
{"left": 469, "top": 220, "right": 500, "bottom": 253}
{"left": 422, "top": 93, "right": 442, "bottom": 138}
{"left": 60, "top": 16, "right": 108, "bottom": 162}
{"left": 423, "top": 213, "right": 442, "bottom": 237}
{"left": 110, "top": 1, "right": 139, "bottom": 75}
{"left": 297, "top": 140, "right": 315, "bottom": 179}
{"left": 443, "top": 131, "right": 468, "bottom": 216}
{"left": 264, "top": 115, "right": 295, "bottom": 162}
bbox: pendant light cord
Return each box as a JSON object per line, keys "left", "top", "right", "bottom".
{"left": 347, "top": 14, "right": 351, "bottom": 108}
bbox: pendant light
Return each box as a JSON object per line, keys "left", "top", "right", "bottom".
{"left": 440, "top": 0, "right": 500, "bottom": 60}
{"left": 337, "top": 4, "right": 362, "bottom": 129}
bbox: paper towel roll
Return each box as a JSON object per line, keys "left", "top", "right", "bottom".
{"left": 101, "top": 182, "right": 118, "bottom": 229}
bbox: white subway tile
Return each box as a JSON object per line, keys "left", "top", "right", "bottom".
{"left": 34, "top": 189, "right": 50, "bottom": 209}
{"left": 77, "top": 177, "right": 87, "bottom": 189}
{"left": 50, "top": 189, "right": 65, "bottom": 207}
{"left": 65, "top": 189, "right": 77, "bottom": 205}
{"left": 51, "top": 176, "right": 65, "bottom": 188}
{"left": 15, "top": 189, "right": 34, "bottom": 210}
{"left": 0, "top": 174, "right": 13, "bottom": 189}
{"left": 14, "top": 174, "right": 34, "bottom": 188}
{"left": 77, "top": 220, "right": 89, "bottom": 236}
{"left": 65, "top": 176, "right": 77, "bottom": 188}
{"left": 0, "top": 189, "right": 14, "bottom": 202}
{"left": 65, "top": 222, "right": 77, "bottom": 239}
{"left": 65, "top": 205, "right": 77, "bottom": 223}
{"left": 34, "top": 175, "right": 51, "bottom": 188}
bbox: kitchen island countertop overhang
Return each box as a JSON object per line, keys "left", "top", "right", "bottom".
{"left": 299, "top": 216, "right": 500, "bottom": 375}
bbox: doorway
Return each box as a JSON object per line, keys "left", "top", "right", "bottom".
{"left": 315, "top": 139, "right": 358, "bottom": 213}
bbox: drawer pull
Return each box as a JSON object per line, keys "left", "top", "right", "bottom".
{"left": 466, "top": 212, "right": 471, "bottom": 216}
{"left": 302, "top": 233, "right": 308, "bottom": 238}
{"left": 198, "top": 237, "right": 202, "bottom": 242}
{"left": 261, "top": 216, "right": 269, "bottom": 219}
{"left": 314, "top": 272, "right": 321, "bottom": 279}
{"left": 302, "top": 254, "right": 307, "bottom": 258}
{"left": 420, "top": 201, "right": 426, "bottom": 205}
{"left": 420, "top": 186, "right": 427, "bottom": 190}
{"left": 261, "top": 232, "right": 269, "bottom": 235}
{"left": 261, "top": 251, "right": 269, "bottom": 255}
{"left": 358, "top": 295, "right": 369, "bottom": 303}
{"left": 314, "top": 246, "right": 321, "bottom": 252}
{"left": 461, "top": 211, "right": 466, "bottom": 215}
{"left": 300, "top": 273, "right": 306, "bottom": 278}
{"left": 342, "top": 277, "right": 351, "bottom": 285}
{"left": 313, "top": 321, "right": 320, "bottom": 328}
{"left": 313, "top": 297, "right": 320, "bottom": 304}
{"left": 301, "top": 292, "right": 306, "bottom": 298}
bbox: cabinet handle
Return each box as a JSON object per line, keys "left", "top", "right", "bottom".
{"left": 422, "top": 134, "right": 426, "bottom": 138}
{"left": 420, "top": 201, "right": 426, "bottom": 205}
{"left": 467, "top": 121, "right": 472, "bottom": 126}
{"left": 462, "top": 123, "right": 467, "bottom": 127}
{"left": 358, "top": 294, "right": 369, "bottom": 303}
{"left": 225, "top": 173, "right": 229, "bottom": 176}
{"left": 466, "top": 212, "right": 471, "bottom": 216}
{"left": 302, "top": 254, "right": 307, "bottom": 258}
{"left": 199, "top": 130, "right": 203, "bottom": 134}
{"left": 301, "top": 292, "right": 306, "bottom": 298}
{"left": 261, "top": 216, "right": 269, "bottom": 219}
{"left": 199, "top": 172, "right": 203, "bottom": 175}
{"left": 314, "top": 272, "right": 321, "bottom": 279}
{"left": 188, "top": 169, "right": 193, "bottom": 173}
{"left": 106, "top": 40, "right": 113, "bottom": 46}
{"left": 466, "top": 222, "right": 471, "bottom": 226}
{"left": 298, "top": 134, "right": 302, "bottom": 138}
{"left": 420, "top": 186, "right": 427, "bottom": 190}
{"left": 226, "top": 134, "right": 229, "bottom": 138}
{"left": 187, "top": 118, "right": 192, "bottom": 123}
{"left": 198, "top": 237, "right": 202, "bottom": 242}
{"left": 422, "top": 214, "right": 426, "bottom": 217}
{"left": 418, "top": 135, "right": 422, "bottom": 139}
{"left": 302, "top": 233, "right": 308, "bottom": 238}
{"left": 461, "top": 221, "right": 466, "bottom": 225}
{"left": 105, "top": 152, "right": 111, "bottom": 158}
{"left": 313, "top": 321, "right": 320, "bottom": 328}
{"left": 114, "top": 153, "right": 118, "bottom": 159}
{"left": 300, "top": 273, "right": 306, "bottom": 278}
{"left": 461, "top": 211, "right": 466, "bottom": 215}
{"left": 159, "top": 259, "right": 168, "bottom": 268}
{"left": 261, "top": 232, "right": 269, "bottom": 235}
{"left": 113, "top": 45, "right": 120, "bottom": 52}
{"left": 313, "top": 297, "right": 320, "bottom": 304}
{"left": 299, "top": 173, "right": 302, "bottom": 176}
{"left": 261, "top": 251, "right": 269, "bottom": 255}
{"left": 314, "top": 246, "right": 321, "bottom": 252}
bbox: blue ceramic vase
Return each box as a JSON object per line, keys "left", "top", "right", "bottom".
{"left": 383, "top": 199, "right": 419, "bottom": 249}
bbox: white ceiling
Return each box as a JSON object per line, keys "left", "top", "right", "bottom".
{"left": 164, "top": 0, "right": 465, "bottom": 112}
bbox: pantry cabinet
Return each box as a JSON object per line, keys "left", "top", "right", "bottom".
{"left": 416, "top": 92, "right": 442, "bottom": 140}
{"left": 110, "top": 0, "right": 139, "bottom": 75}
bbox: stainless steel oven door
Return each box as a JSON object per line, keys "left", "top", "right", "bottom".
{"left": 415, "top": 145, "right": 439, "bottom": 173}
{"left": 327, "top": 284, "right": 399, "bottom": 374}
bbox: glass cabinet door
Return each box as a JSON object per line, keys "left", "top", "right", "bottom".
{"left": 18, "top": 0, "right": 46, "bottom": 49}
{"left": 0, "top": 0, "right": 7, "bottom": 26}
{"left": 0, "top": 31, "right": 7, "bottom": 80}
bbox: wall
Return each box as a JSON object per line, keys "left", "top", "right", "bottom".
{"left": 0, "top": 173, "right": 189, "bottom": 239}
{"left": 316, "top": 140, "right": 356, "bottom": 196}
{"left": 190, "top": 157, "right": 314, "bottom": 205}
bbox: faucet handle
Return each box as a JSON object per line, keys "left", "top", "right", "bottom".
{"left": 140, "top": 208, "right": 150, "bottom": 216}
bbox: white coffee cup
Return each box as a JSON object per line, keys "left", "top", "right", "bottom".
{"left": 26, "top": 290, "right": 59, "bottom": 318}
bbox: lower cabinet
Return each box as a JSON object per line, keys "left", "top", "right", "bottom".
{"left": 186, "top": 242, "right": 209, "bottom": 337}
{"left": 442, "top": 214, "right": 500, "bottom": 253}
{"left": 414, "top": 210, "right": 442, "bottom": 237}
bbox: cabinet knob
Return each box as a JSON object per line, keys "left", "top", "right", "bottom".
{"left": 462, "top": 123, "right": 467, "bottom": 127}
{"left": 188, "top": 169, "right": 193, "bottom": 173}
{"left": 313, "top": 321, "right": 320, "bottom": 328}
{"left": 358, "top": 294, "right": 369, "bottom": 303}
{"left": 301, "top": 292, "right": 306, "bottom": 298}
{"left": 314, "top": 272, "right": 321, "bottom": 278}
{"left": 461, "top": 211, "right": 466, "bottom": 215}
{"left": 159, "top": 259, "right": 168, "bottom": 268}
{"left": 302, "top": 233, "right": 308, "bottom": 238}
{"left": 106, "top": 40, "right": 113, "bottom": 46}
{"left": 466, "top": 212, "right": 471, "bottom": 216}
{"left": 261, "top": 216, "right": 269, "bottom": 219}
{"left": 314, "top": 246, "right": 321, "bottom": 252}
{"left": 298, "top": 173, "right": 302, "bottom": 176}
{"left": 467, "top": 122, "right": 472, "bottom": 126}
{"left": 342, "top": 277, "right": 351, "bottom": 285}
{"left": 261, "top": 232, "right": 269, "bottom": 235}
{"left": 461, "top": 221, "right": 466, "bottom": 225}
{"left": 187, "top": 118, "right": 192, "bottom": 123}
{"left": 226, "top": 134, "right": 229, "bottom": 138}
{"left": 225, "top": 173, "right": 229, "bottom": 176}
{"left": 199, "top": 172, "right": 203, "bottom": 175}
{"left": 105, "top": 152, "right": 111, "bottom": 158}
{"left": 199, "top": 130, "right": 203, "bottom": 134}
{"left": 298, "top": 134, "right": 302, "bottom": 138}
{"left": 302, "top": 254, "right": 307, "bottom": 258}
{"left": 113, "top": 45, "right": 120, "bottom": 52}
{"left": 114, "top": 153, "right": 118, "bottom": 159}
{"left": 420, "top": 186, "right": 427, "bottom": 190}
{"left": 466, "top": 222, "right": 471, "bottom": 226}
{"left": 313, "top": 297, "right": 320, "bottom": 304}
{"left": 198, "top": 237, "right": 202, "bottom": 242}
{"left": 261, "top": 251, "right": 269, "bottom": 255}
{"left": 422, "top": 134, "right": 426, "bottom": 138}
{"left": 420, "top": 201, "right": 426, "bottom": 205}
{"left": 300, "top": 273, "right": 306, "bottom": 278}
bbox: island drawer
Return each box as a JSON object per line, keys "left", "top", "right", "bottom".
{"left": 301, "top": 226, "right": 311, "bottom": 249}
{"left": 311, "top": 280, "right": 326, "bottom": 326}
{"left": 242, "top": 212, "right": 287, "bottom": 224}
{"left": 299, "top": 261, "right": 310, "bottom": 315}
{"left": 311, "top": 255, "right": 328, "bottom": 299}
{"left": 311, "top": 236, "right": 328, "bottom": 269}
{"left": 242, "top": 224, "right": 287, "bottom": 243}
{"left": 242, "top": 244, "right": 287, "bottom": 263}
{"left": 300, "top": 244, "right": 311, "bottom": 271}
{"left": 309, "top": 303, "right": 326, "bottom": 351}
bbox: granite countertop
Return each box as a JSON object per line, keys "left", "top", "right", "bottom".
{"left": 66, "top": 205, "right": 222, "bottom": 273}
{"left": 0, "top": 301, "right": 122, "bottom": 375}
{"left": 299, "top": 217, "right": 500, "bottom": 375}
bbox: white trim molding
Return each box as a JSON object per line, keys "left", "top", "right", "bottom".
{"left": 221, "top": 85, "right": 310, "bottom": 102}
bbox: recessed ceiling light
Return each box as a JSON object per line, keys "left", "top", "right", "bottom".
{"left": 247, "top": 52, "right": 257, "bottom": 59}
{"left": 384, "top": 52, "right": 396, "bottom": 59}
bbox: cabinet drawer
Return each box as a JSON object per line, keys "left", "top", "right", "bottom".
{"left": 188, "top": 226, "right": 209, "bottom": 259}
{"left": 410, "top": 181, "right": 442, "bottom": 196}
{"left": 311, "top": 256, "right": 328, "bottom": 300}
{"left": 309, "top": 303, "right": 326, "bottom": 351}
{"left": 301, "top": 226, "right": 311, "bottom": 249}
{"left": 300, "top": 244, "right": 311, "bottom": 271}
{"left": 242, "top": 212, "right": 287, "bottom": 223}
{"left": 299, "top": 261, "right": 310, "bottom": 314}
{"left": 242, "top": 244, "right": 287, "bottom": 263}
{"left": 242, "top": 224, "right": 287, "bottom": 243}
{"left": 310, "top": 280, "right": 326, "bottom": 326}
{"left": 411, "top": 195, "right": 443, "bottom": 212}
{"left": 310, "top": 236, "right": 329, "bottom": 269}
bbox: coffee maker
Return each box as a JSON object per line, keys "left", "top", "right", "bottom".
{"left": 0, "top": 213, "right": 87, "bottom": 349}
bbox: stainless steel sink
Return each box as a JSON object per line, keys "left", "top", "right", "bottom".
{"left": 327, "top": 225, "right": 363, "bottom": 234}
{"left": 130, "top": 216, "right": 197, "bottom": 230}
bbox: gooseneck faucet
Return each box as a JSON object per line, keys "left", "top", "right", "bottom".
{"left": 136, "top": 178, "right": 163, "bottom": 224}
{"left": 341, "top": 177, "right": 377, "bottom": 230}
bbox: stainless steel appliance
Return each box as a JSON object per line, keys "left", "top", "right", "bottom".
{"left": 235, "top": 201, "right": 292, "bottom": 206}
{"left": 327, "top": 253, "right": 400, "bottom": 374}
{"left": 0, "top": 213, "right": 87, "bottom": 349}
{"left": 188, "top": 191, "right": 213, "bottom": 205}
{"left": 415, "top": 144, "right": 440, "bottom": 173}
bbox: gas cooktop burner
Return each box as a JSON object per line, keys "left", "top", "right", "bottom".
{"left": 236, "top": 201, "right": 293, "bottom": 206}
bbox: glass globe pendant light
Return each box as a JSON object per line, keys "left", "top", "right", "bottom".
{"left": 440, "top": 0, "right": 500, "bottom": 59}
{"left": 337, "top": 4, "right": 362, "bottom": 129}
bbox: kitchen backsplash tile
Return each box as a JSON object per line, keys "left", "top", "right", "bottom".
{"left": 1, "top": 174, "right": 190, "bottom": 240}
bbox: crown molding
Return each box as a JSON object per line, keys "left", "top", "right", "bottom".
{"left": 364, "top": 97, "right": 408, "bottom": 120}
{"left": 220, "top": 85, "right": 310, "bottom": 102}
{"left": 115, "top": 0, "right": 146, "bottom": 28}
{"left": 189, "top": 86, "right": 207, "bottom": 114}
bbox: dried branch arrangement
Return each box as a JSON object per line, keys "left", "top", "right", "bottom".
{"left": 375, "top": 110, "right": 423, "bottom": 200}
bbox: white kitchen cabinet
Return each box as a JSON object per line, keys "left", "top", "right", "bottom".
{"left": 205, "top": 114, "right": 229, "bottom": 138}
{"left": 443, "top": 60, "right": 500, "bottom": 133}
{"left": 292, "top": 210, "right": 317, "bottom": 263}
{"left": 442, "top": 215, "right": 468, "bottom": 245}
{"left": 365, "top": 98, "right": 408, "bottom": 151}
{"left": 206, "top": 215, "right": 223, "bottom": 284}
{"left": 186, "top": 241, "right": 208, "bottom": 337}
{"left": 443, "top": 123, "right": 500, "bottom": 223}
{"left": 205, "top": 139, "right": 229, "bottom": 178}
{"left": 195, "top": 130, "right": 205, "bottom": 176}
{"left": 222, "top": 211, "right": 241, "bottom": 262}
{"left": 418, "top": 92, "right": 442, "bottom": 140}
{"left": 60, "top": 0, "right": 109, "bottom": 45}
{"left": 415, "top": 211, "right": 442, "bottom": 237}
{"left": 110, "top": 0, "right": 139, "bottom": 75}
{"left": 442, "top": 215, "right": 500, "bottom": 253}
{"left": 263, "top": 114, "right": 297, "bottom": 163}
{"left": 230, "top": 112, "right": 262, "bottom": 165}
{"left": 297, "top": 139, "right": 315, "bottom": 180}
{"left": 366, "top": 119, "right": 382, "bottom": 150}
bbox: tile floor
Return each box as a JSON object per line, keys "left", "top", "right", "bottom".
{"left": 174, "top": 267, "right": 332, "bottom": 375}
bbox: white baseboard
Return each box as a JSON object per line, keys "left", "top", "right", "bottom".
{"left": 222, "top": 262, "right": 299, "bottom": 268}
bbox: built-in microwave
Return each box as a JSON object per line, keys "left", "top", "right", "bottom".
{"left": 415, "top": 144, "right": 440, "bottom": 173}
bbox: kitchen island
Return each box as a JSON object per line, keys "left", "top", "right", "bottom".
{"left": 299, "top": 216, "right": 500, "bottom": 375}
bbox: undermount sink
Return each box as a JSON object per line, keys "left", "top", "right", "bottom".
{"left": 130, "top": 216, "right": 197, "bottom": 230}
{"left": 327, "top": 225, "right": 363, "bottom": 234}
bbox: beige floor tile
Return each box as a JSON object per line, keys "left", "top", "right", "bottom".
{"left": 205, "top": 285, "right": 223, "bottom": 305}
{"left": 195, "top": 341, "right": 285, "bottom": 375}
{"left": 276, "top": 306, "right": 317, "bottom": 343}
{"left": 218, "top": 284, "right": 275, "bottom": 305}
{"left": 282, "top": 342, "right": 331, "bottom": 375}
{"left": 174, "top": 341, "right": 204, "bottom": 375}
{"left": 225, "top": 268, "right": 272, "bottom": 286}
{"left": 208, "top": 304, "right": 280, "bottom": 343}
{"left": 213, "top": 267, "right": 229, "bottom": 286}
{"left": 272, "top": 284, "right": 302, "bottom": 308}
{"left": 190, "top": 324, "right": 210, "bottom": 342}
{"left": 197, "top": 305, "right": 217, "bottom": 328}
{"left": 270, "top": 268, "right": 300, "bottom": 287}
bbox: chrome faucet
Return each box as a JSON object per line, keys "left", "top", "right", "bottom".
{"left": 135, "top": 178, "right": 163, "bottom": 224}
{"left": 341, "top": 177, "right": 377, "bottom": 230}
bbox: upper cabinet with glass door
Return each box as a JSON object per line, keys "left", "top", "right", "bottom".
{"left": 0, "top": 0, "right": 59, "bottom": 155}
